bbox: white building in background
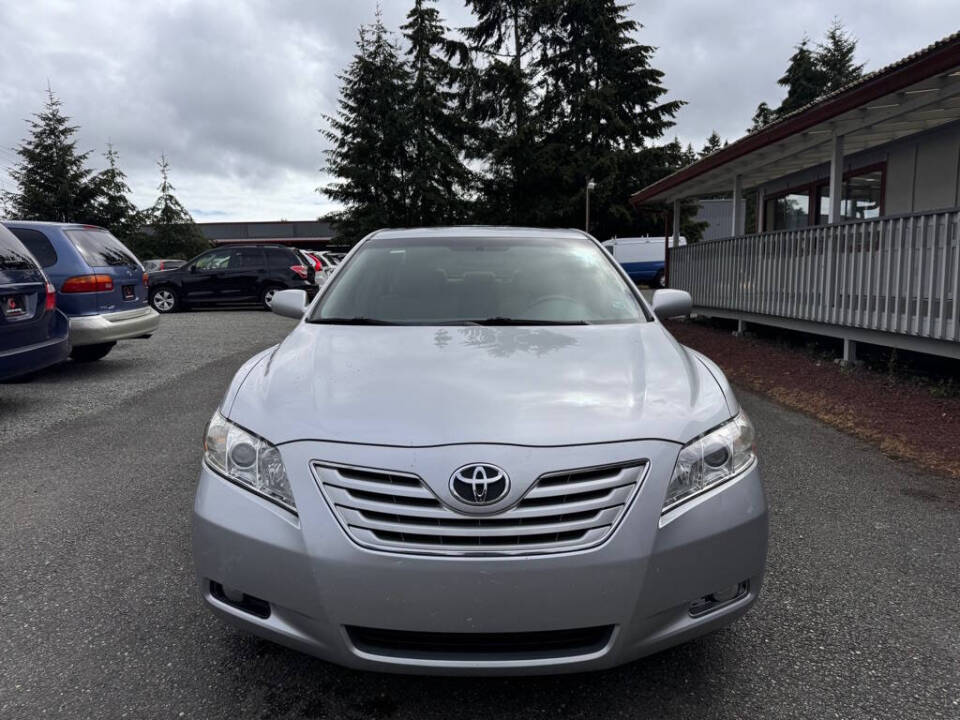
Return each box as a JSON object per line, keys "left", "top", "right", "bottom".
{"left": 631, "top": 31, "right": 960, "bottom": 362}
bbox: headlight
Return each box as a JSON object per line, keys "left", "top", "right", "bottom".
{"left": 203, "top": 411, "right": 296, "bottom": 513}
{"left": 663, "top": 411, "right": 755, "bottom": 513}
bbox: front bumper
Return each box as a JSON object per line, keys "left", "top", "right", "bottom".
{"left": 69, "top": 306, "right": 160, "bottom": 346}
{"left": 192, "top": 439, "right": 768, "bottom": 675}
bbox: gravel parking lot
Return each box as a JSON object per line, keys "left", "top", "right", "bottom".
{"left": 1, "top": 310, "right": 958, "bottom": 719}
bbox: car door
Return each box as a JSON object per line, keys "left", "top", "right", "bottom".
{"left": 181, "top": 248, "right": 233, "bottom": 302}
{"left": 220, "top": 247, "right": 264, "bottom": 301}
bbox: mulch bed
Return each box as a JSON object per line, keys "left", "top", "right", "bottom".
{"left": 665, "top": 319, "right": 960, "bottom": 480}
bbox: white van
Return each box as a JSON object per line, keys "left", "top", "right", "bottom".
{"left": 601, "top": 236, "right": 686, "bottom": 288}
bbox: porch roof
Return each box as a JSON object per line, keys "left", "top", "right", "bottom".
{"left": 630, "top": 31, "right": 960, "bottom": 205}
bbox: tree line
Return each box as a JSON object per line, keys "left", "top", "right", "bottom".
{"left": 750, "top": 19, "right": 865, "bottom": 131}
{"left": 1, "top": 88, "right": 207, "bottom": 259}
{"left": 2, "top": 8, "right": 869, "bottom": 253}
{"left": 322, "top": 6, "right": 870, "bottom": 245}
{"left": 322, "top": 0, "right": 700, "bottom": 244}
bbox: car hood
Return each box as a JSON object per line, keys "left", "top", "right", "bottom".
{"left": 227, "top": 322, "right": 734, "bottom": 447}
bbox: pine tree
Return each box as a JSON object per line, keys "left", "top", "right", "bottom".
{"left": 322, "top": 14, "right": 413, "bottom": 243}
{"left": 817, "top": 19, "right": 864, "bottom": 94}
{"left": 144, "top": 154, "right": 207, "bottom": 259}
{"left": 700, "top": 131, "right": 723, "bottom": 158}
{"left": 462, "top": 0, "right": 548, "bottom": 224}
{"left": 777, "top": 37, "right": 827, "bottom": 116}
{"left": 401, "top": 0, "right": 473, "bottom": 225}
{"left": 3, "top": 88, "right": 100, "bottom": 223}
{"left": 750, "top": 101, "right": 775, "bottom": 131}
{"left": 536, "top": 0, "right": 683, "bottom": 238}
{"left": 91, "top": 144, "right": 143, "bottom": 242}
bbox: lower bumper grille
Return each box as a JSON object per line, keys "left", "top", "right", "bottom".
{"left": 313, "top": 460, "right": 647, "bottom": 556}
{"left": 346, "top": 625, "right": 614, "bottom": 660}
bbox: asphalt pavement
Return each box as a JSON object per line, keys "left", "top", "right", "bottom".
{"left": 1, "top": 310, "right": 957, "bottom": 719}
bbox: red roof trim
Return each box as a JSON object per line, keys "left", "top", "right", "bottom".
{"left": 630, "top": 32, "right": 960, "bottom": 205}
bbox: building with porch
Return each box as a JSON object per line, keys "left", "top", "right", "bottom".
{"left": 630, "top": 32, "right": 960, "bottom": 361}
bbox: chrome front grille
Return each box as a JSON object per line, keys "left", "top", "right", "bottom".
{"left": 312, "top": 460, "right": 647, "bottom": 556}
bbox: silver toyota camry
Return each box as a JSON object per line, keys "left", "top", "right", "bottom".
{"left": 192, "top": 226, "right": 768, "bottom": 675}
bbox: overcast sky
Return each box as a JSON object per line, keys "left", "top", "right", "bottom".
{"left": 0, "top": 1, "right": 956, "bottom": 222}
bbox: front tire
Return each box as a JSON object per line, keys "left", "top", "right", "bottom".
{"left": 70, "top": 342, "right": 116, "bottom": 363}
{"left": 260, "top": 285, "right": 283, "bottom": 311}
{"left": 151, "top": 286, "right": 179, "bottom": 313}
{"left": 652, "top": 270, "right": 666, "bottom": 289}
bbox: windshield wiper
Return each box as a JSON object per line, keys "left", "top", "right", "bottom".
{"left": 311, "top": 317, "right": 400, "bottom": 325}
{"left": 468, "top": 317, "right": 591, "bottom": 326}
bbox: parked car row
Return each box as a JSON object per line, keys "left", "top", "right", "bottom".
{"left": 1, "top": 220, "right": 338, "bottom": 379}
{"left": 1, "top": 221, "right": 160, "bottom": 380}
{"left": 142, "top": 258, "right": 186, "bottom": 272}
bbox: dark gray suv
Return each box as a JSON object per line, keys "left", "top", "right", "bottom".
{"left": 148, "top": 244, "right": 315, "bottom": 313}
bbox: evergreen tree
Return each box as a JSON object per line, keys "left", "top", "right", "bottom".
{"left": 536, "top": 0, "right": 683, "bottom": 238}
{"left": 400, "top": 0, "right": 473, "bottom": 225}
{"left": 3, "top": 88, "right": 100, "bottom": 223}
{"left": 322, "top": 14, "right": 413, "bottom": 243}
{"left": 699, "top": 131, "right": 723, "bottom": 157}
{"left": 91, "top": 143, "right": 143, "bottom": 242}
{"left": 143, "top": 154, "right": 207, "bottom": 259}
{"left": 777, "top": 37, "right": 827, "bottom": 116}
{"left": 817, "top": 19, "right": 864, "bottom": 94}
{"left": 750, "top": 101, "right": 775, "bottom": 131}
{"left": 461, "top": 0, "right": 548, "bottom": 225}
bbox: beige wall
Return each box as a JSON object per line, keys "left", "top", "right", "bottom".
{"left": 758, "top": 120, "right": 960, "bottom": 217}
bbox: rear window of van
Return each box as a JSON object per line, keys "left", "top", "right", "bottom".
{"left": 65, "top": 229, "right": 140, "bottom": 268}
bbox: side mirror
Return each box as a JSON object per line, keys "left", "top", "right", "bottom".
{"left": 652, "top": 289, "right": 692, "bottom": 320}
{"left": 271, "top": 288, "right": 308, "bottom": 319}
{"left": 189, "top": 265, "right": 198, "bottom": 273}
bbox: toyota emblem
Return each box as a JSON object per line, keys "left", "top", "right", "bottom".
{"left": 449, "top": 463, "right": 509, "bottom": 505}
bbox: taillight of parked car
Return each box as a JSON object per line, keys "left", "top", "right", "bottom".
{"left": 61, "top": 274, "right": 115, "bottom": 293}
{"left": 142, "top": 272, "right": 149, "bottom": 288}
{"left": 309, "top": 255, "right": 322, "bottom": 271}
{"left": 44, "top": 282, "right": 56, "bottom": 312}
{"left": 290, "top": 265, "right": 309, "bottom": 279}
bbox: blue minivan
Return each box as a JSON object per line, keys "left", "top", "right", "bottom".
{"left": 0, "top": 225, "right": 71, "bottom": 380}
{"left": 3, "top": 222, "right": 160, "bottom": 362}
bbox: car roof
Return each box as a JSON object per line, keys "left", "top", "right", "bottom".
{"left": 206, "top": 244, "right": 298, "bottom": 250}
{"left": 1, "top": 220, "right": 106, "bottom": 230}
{"left": 369, "top": 226, "right": 592, "bottom": 241}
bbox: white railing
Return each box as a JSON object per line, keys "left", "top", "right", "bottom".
{"left": 670, "top": 209, "right": 960, "bottom": 343}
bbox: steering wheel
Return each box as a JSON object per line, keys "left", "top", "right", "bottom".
{"left": 522, "top": 295, "right": 579, "bottom": 314}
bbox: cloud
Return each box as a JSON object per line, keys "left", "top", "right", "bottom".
{"left": 0, "top": 1, "right": 955, "bottom": 220}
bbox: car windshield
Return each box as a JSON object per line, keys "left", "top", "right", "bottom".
{"left": 309, "top": 234, "right": 645, "bottom": 325}
{"left": 66, "top": 229, "right": 140, "bottom": 268}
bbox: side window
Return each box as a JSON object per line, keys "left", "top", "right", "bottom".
{"left": 8, "top": 228, "right": 58, "bottom": 268}
{"left": 264, "top": 247, "right": 294, "bottom": 268}
{"left": 194, "top": 249, "right": 233, "bottom": 270}
{"left": 236, "top": 248, "right": 264, "bottom": 268}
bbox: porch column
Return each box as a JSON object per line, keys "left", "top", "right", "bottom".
{"left": 672, "top": 199, "right": 681, "bottom": 247}
{"left": 828, "top": 133, "right": 845, "bottom": 223}
{"left": 756, "top": 188, "right": 765, "bottom": 233}
{"left": 731, "top": 174, "right": 743, "bottom": 235}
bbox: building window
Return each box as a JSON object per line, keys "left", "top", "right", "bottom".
{"left": 765, "top": 191, "right": 810, "bottom": 231}
{"left": 815, "top": 167, "right": 884, "bottom": 224}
